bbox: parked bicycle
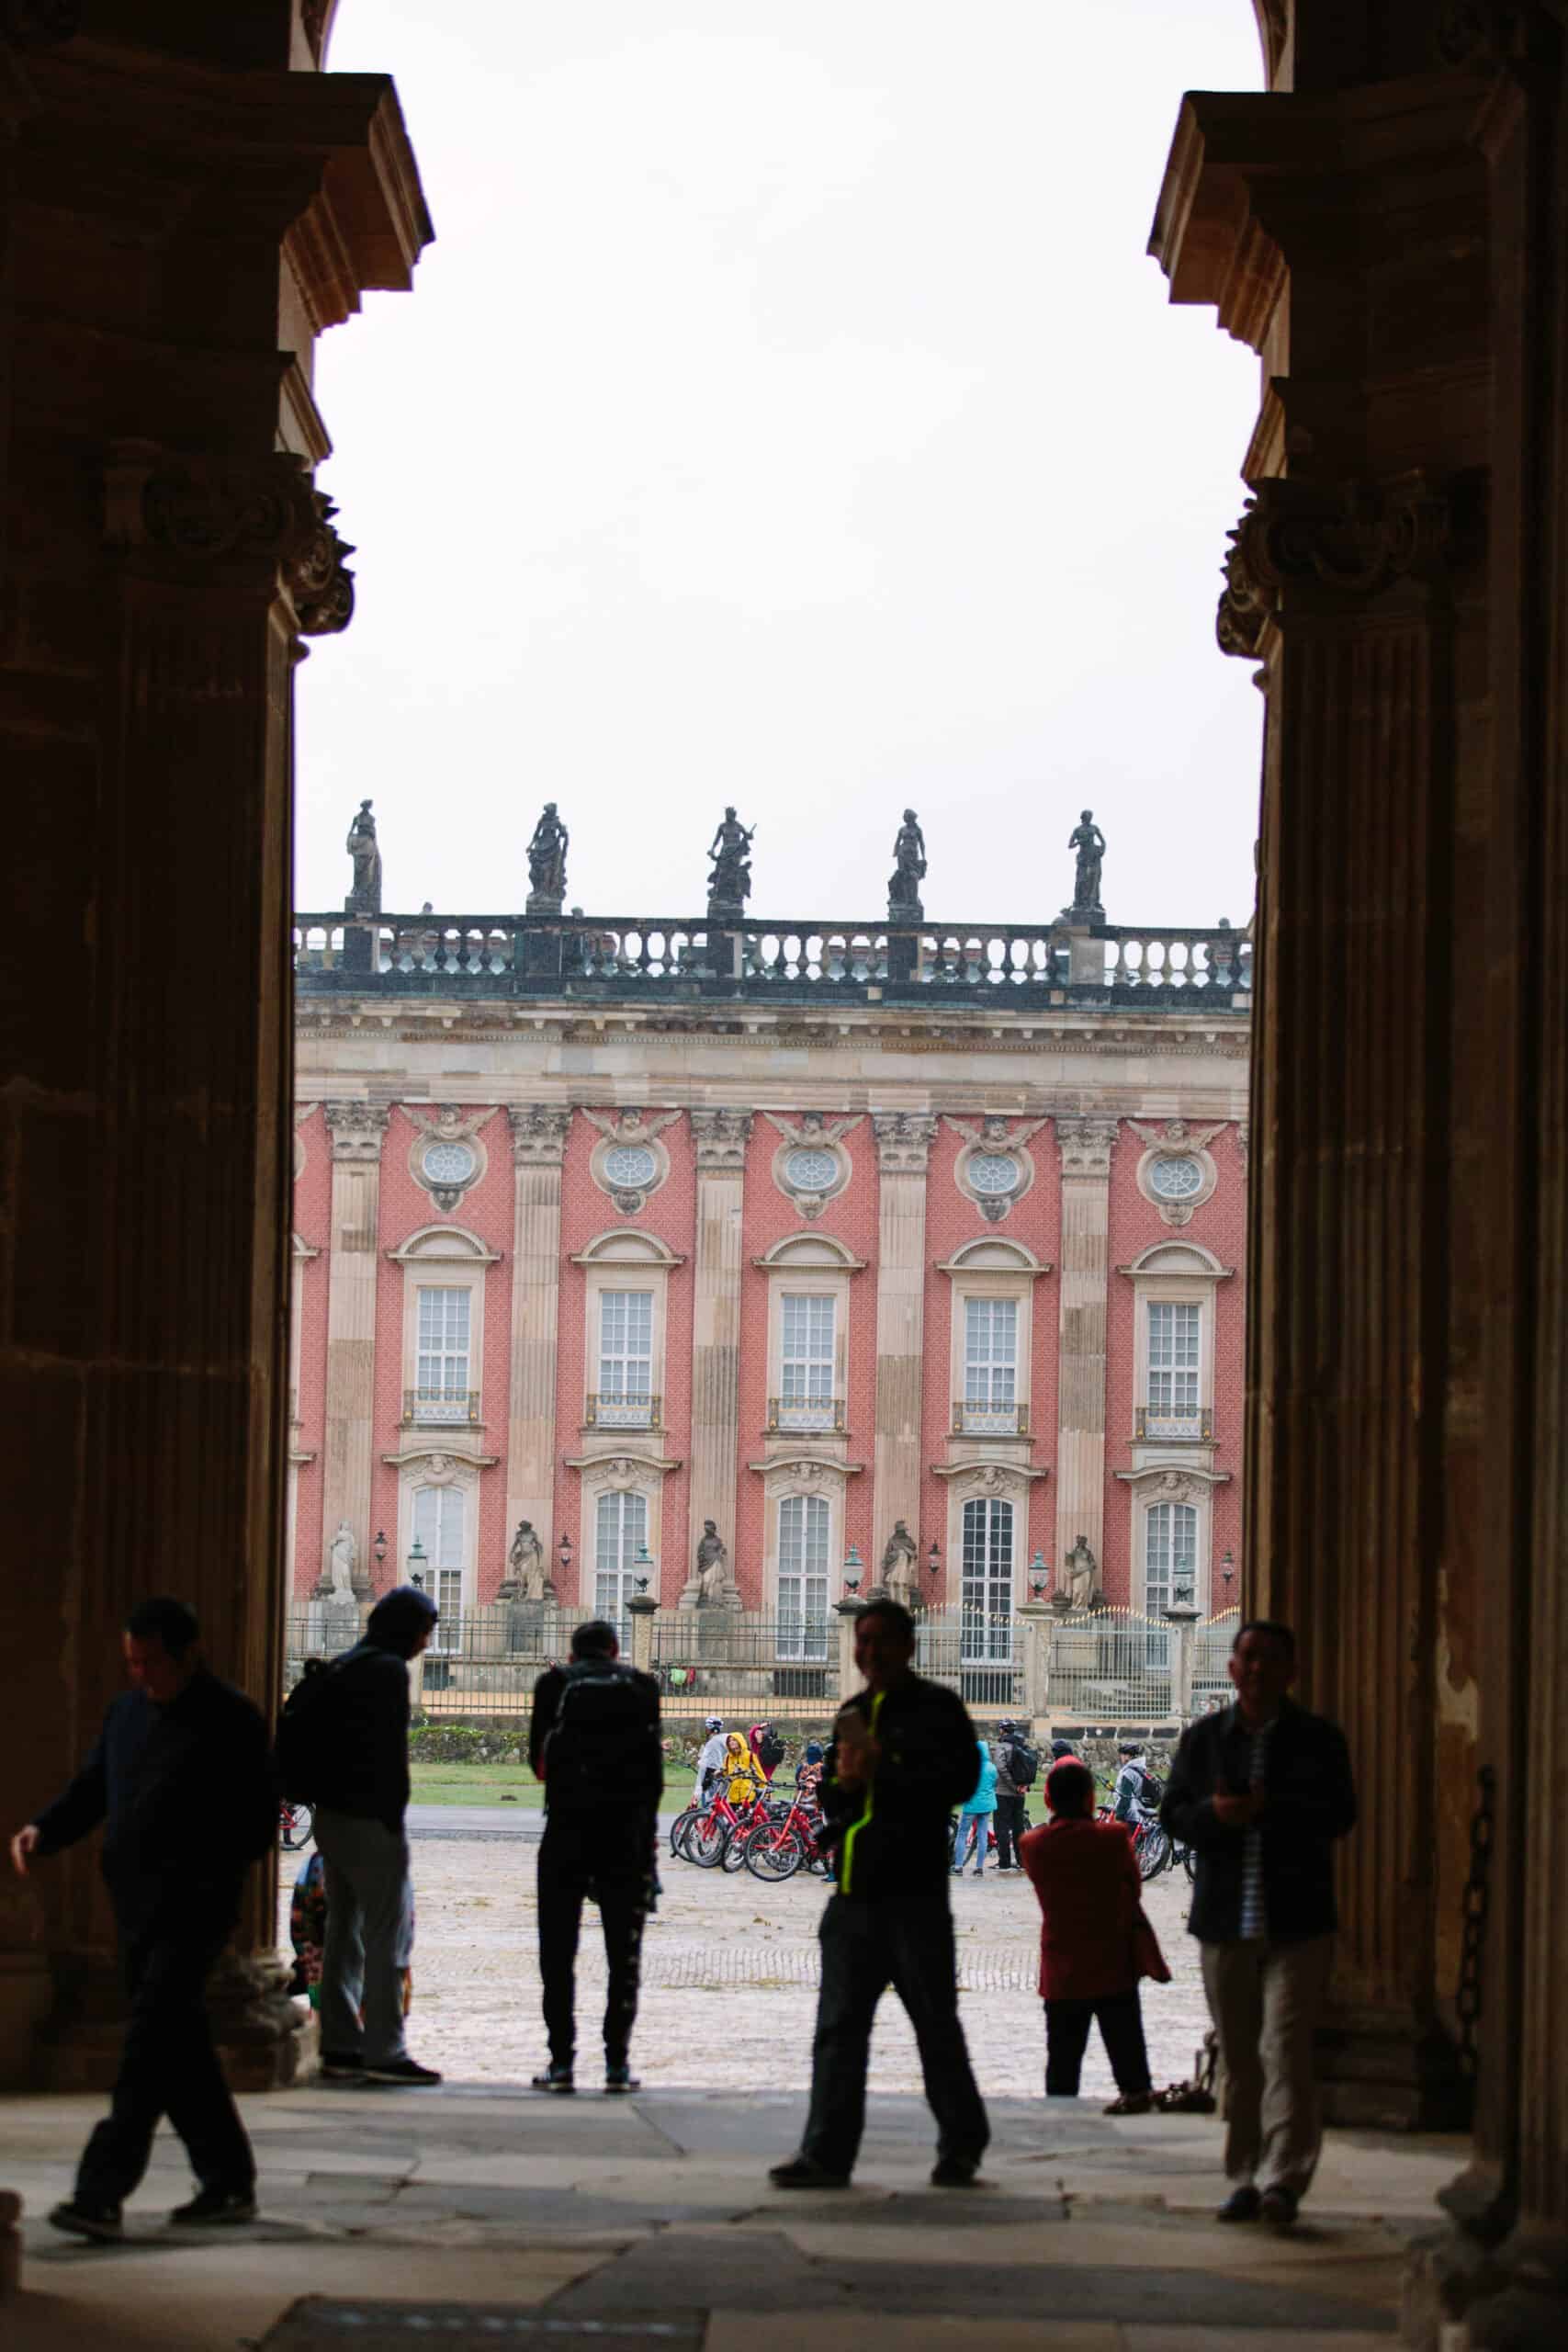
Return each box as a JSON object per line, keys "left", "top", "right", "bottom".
{"left": 279, "top": 1798, "right": 314, "bottom": 1851}
{"left": 680, "top": 1783, "right": 766, "bottom": 1870}
{"left": 1099, "top": 1800, "right": 1171, "bottom": 1881}
{"left": 741, "top": 1792, "right": 823, "bottom": 1882}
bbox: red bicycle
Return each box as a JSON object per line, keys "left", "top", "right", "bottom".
{"left": 741, "top": 1792, "right": 823, "bottom": 1882}
{"left": 680, "top": 1784, "right": 765, "bottom": 1870}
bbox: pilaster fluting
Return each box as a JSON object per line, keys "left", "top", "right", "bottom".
{"left": 321, "top": 1104, "right": 390, "bottom": 1598}
{"left": 1052, "top": 1119, "right": 1117, "bottom": 1577}
{"left": 687, "top": 1112, "right": 752, "bottom": 1577}
{"left": 871, "top": 1114, "right": 938, "bottom": 1569}
{"left": 503, "top": 1107, "right": 571, "bottom": 1558}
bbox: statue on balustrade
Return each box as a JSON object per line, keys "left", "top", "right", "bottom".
{"left": 1064, "top": 808, "right": 1105, "bottom": 920}
{"left": 878, "top": 1520, "right": 921, "bottom": 1611}
{"left": 694, "top": 1520, "right": 741, "bottom": 1608}
{"left": 344, "top": 799, "right": 382, "bottom": 914}
{"left": 501, "top": 1520, "right": 553, "bottom": 1603}
{"left": 526, "top": 802, "right": 570, "bottom": 910}
{"left": 1059, "top": 1533, "right": 1100, "bottom": 1612}
{"left": 706, "top": 807, "right": 755, "bottom": 916}
{"left": 888, "top": 809, "right": 927, "bottom": 919}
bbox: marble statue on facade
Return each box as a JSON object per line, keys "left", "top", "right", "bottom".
{"left": 1065, "top": 809, "right": 1106, "bottom": 920}
{"left": 344, "top": 799, "right": 382, "bottom": 914}
{"left": 1060, "top": 1533, "right": 1100, "bottom": 1612}
{"left": 888, "top": 809, "right": 927, "bottom": 919}
{"left": 501, "top": 1520, "right": 553, "bottom": 1602}
{"left": 526, "top": 803, "right": 569, "bottom": 910}
{"left": 706, "top": 808, "right": 755, "bottom": 916}
{"left": 693, "top": 1519, "right": 741, "bottom": 1608}
{"left": 878, "top": 1519, "right": 921, "bottom": 1611}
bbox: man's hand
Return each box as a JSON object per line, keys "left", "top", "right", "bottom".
{"left": 9, "top": 1825, "right": 39, "bottom": 1877}
{"left": 833, "top": 1737, "right": 880, "bottom": 1789}
{"left": 1212, "top": 1778, "right": 1265, "bottom": 1828}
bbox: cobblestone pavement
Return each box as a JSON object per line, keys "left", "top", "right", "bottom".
{"left": 279, "top": 1840, "right": 1211, "bottom": 2098}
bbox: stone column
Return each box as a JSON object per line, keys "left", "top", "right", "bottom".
{"left": 871, "top": 1114, "right": 939, "bottom": 1570}
{"left": 321, "top": 1104, "right": 390, "bottom": 1597}
{"left": 504, "top": 1108, "right": 572, "bottom": 1558}
{"left": 1053, "top": 1119, "right": 1118, "bottom": 1580}
{"left": 685, "top": 1112, "right": 753, "bottom": 1589}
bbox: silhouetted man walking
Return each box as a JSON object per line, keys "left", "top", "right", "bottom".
{"left": 9, "top": 1598, "right": 276, "bottom": 2238}
{"left": 771, "top": 1598, "right": 989, "bottom": 2188}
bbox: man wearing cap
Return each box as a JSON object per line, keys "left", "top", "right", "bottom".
{"left": 988, "top": 1719, "right": 1027, "bottom": 1875}
{"left": 694, "top": 1717, "right": 727, "bottom": 1805}
{"left": 310, "top": 1584, "right": 443, "bottom": 2086}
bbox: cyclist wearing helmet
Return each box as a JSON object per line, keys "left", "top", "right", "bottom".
{"left": 694, "top": 1719, "right": 727, "bottom": 1804}
{"left": 1112, "top": 1743, "right": 1151, "bottom": 1823}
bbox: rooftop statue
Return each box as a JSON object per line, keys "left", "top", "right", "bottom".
{"left": 526, "top": 802, "right": 569, "bottom": 909}
{"left": 888, "top": 808, "right": 927, "bottom": 918}
{"left": 344, "top": 799, "right": 382, "bottom": 915}
{"left": 706, "top": 807, "right": 755, "bottom": 916}
{"left": 1065, "top": 808, "right": 1106, "bottom": 920}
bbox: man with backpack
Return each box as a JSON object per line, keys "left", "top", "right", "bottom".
{"left": 276, "top": 1583, "right": 442, "bottom": 2086}
{"left": 528, "top": 1618, "right": 663, "bottom": 2095}
{"left": 1112, "top": 1742, "right": 1157, "bottom": 1824}
{"left": 989, "top": 1718, "right": 1038, "bottom": 1873}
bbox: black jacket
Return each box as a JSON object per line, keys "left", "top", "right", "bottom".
{"left": 33, "top": 1670, "right": 276, "bottom": 1939}
{"left": 527, "top": 1660, "right": 663, "bottom": 1814}
{"left": 1160, "top": 1699, "right": 1357, "bottom": 1945}
{"left": 821, "top": 1672, "right": 982, "bottom": 1900}
{"left": 310, "top": 1640, "right": 413, "bottom": 1833}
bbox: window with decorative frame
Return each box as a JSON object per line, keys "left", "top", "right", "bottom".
{"left": 594, "top": 1487, "right": 648, "bottom": 1634}
{"left": 1145, "top": 1299, "right": 1201, "bottom": 1436}
{"left": 964, "top": 1296, "right": 1018, "bottom": 1428}
{"left": 777, "top": 1492, "right": 830, "bottom": 1660}
{"left": 413, "top": 1483, "right": 467, "bottom": 1653}
{"left": 1145, "top": 1499, "right": 1197, "bottom": 1617}
{"left": 961, "top": 1496, "right": 1013, "bottom": 1662}
{"left": 597, "top": 1289, "right": 655, "bottom": 1427}
{"left": 415, "top": 1286, "right": 472, "bottom": 1422}
{"left": 780, "top": 1295, "right": 836, "bottom": 1429}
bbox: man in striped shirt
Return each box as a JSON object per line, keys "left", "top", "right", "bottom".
{"left": 1161, "top": 1621, "right": 1357, "bottom": 2231}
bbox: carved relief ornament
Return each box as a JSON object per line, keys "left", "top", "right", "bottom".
{"left": 1217, "top": 475, "right": 1450, "bottom": 659}
{"left": 323, "top": 1102, "right": 390, "bottom": 1161}
{"left": 104, "top": 446, "right": 355, "bottom": 638}
{"left": 508, "top": 1105, "right": 572, "bottom": 1167}
{"left": 1055, "top": 1117, "right": 1119, "bottom": 1177}
{"left": 873, "top": 1112, "right": 940, "bottom": 1174}
{"left": 691, "top": 1107, "right": 754, "bottom": 1171}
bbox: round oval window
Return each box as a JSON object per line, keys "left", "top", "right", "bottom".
{"left": 968, "top": 1152, "right": 1021, "bottom": 1196}
{"left": 784, "top": 1148, "right": 840, "bottom": 1193}
{"left": 604, "top": 1144, "right": 658, "bottom": 1189}
{"left": 423, "top": 1140, "right": 477, "bottom": 1187}
{"left": 1149, "top": 1155, "right": 1203, "bottom": 1201}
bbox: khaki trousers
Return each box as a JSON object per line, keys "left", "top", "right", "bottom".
{"left": 1200, "top": 1934, "right": 1334, "bottom": 2199}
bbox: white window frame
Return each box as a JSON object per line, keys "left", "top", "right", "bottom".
{"left": 1120, "top": 1241, "right": 1233, "bottom": 1446}
{"left": 960, "top": 1496, "right": 1014, "bottom": 1663}
{"left": 755, "top": 1233, "right": 863, "bottom": 1437}
{"left": 596, "top": 1286, "right": 656, "bottom": 1427}
{"left": 415, "top": 1284, "right": 473, "bottom": 1419}
{"left": 574, "top": 1229, "right": 682, "bottom": 1433}
{"left": 938, "top": 1238, "right": 1049, "bottom": 1440}
{"left": 1144, "top": 1498, "right": 1199, "bottom": 1617}
{"left": 389, "top": 1226, "right": 498, "bottom": 1435}
{"left": 776, "top": 1491, "right": 831, "bottom": 1660}
{"left": 594, "top": 1487, "right": 649, "bottom": 1635}
{"left": 1145, "top": 1298, "right": 1202, "bottom": 1437}
{"left": 778, "top": 1292, "right": 839, "bottom": 1430}
{"left": 963, "top": 1295, "right": 1019, "bottom": 1427}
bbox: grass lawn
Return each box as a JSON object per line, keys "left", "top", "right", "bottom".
{"left": 408, "top": 1761, "right": 547, "bottom": 1807}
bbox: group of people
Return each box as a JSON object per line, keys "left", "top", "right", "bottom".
{"left": 7, "top": 1586, "right": 1356, "bottom": 2245}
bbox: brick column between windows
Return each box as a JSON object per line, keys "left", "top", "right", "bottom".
{"left": 872, "top": 1114, "right": 938, "bottom": 1571}
{"left": 503, "top": 1107, "right": 571, "bottom": 1563}
{"left": 685, "top": 1112, "right": 752, "bottom": 1590}
{"left": 321, "top": 1103, "right": 390, "bottom": 1595}
{"left": 1053, "top": 1118, "right": 1118, "bottom": 1580}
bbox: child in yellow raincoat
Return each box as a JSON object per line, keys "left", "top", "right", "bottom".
{"left": 721, "top": 1730, "right": 766, "bottom": 1810}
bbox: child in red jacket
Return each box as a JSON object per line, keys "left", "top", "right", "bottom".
{"left": 1019, "top": 1757, "right": 1168, "bottom": 2112}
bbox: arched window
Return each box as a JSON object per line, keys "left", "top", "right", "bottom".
{"left": 413, "top": 1484, "right": 466, "bottom": 1652}
{"left": 961, "top": 1497, "right": 1013, "bottom": 1662}
{"left": 1145, "top": 1501, "right": 1197, "bottom": 1616}
{"left": 777, "top": 1493, "right": 830, "bottom": 1660}
{"left": 595, "top": 1487, "right": 648, "bottom": 1633}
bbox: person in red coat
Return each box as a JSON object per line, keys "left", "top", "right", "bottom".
{"left": 1018, "top": 1758, "right": 1168, "bottom": 2112}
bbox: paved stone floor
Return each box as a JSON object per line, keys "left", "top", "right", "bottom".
{"left": 286, "top": 1831, "right": 1213, "bottom": 2096}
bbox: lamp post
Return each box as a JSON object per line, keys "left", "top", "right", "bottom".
{"left": 1221, "top": 1547, "right": 1235, "bottom": 1603}
{"left": 626, "top": 1538, "right": 658, "bottom": 1670}
{"left": 843, "top": 1544, "right": 863, "bottom": 1598}
{"left": 373, "top": 1529, "right": 388, "bottom": 1579}
{"left": 406, "top": 1536, "right": 429, "bottom": 1709}
{"left": 557, "top": 1532, "right": 573, "bottom": 1598}
{"left": 1028, "top": 1547, "right": 1048, "bottom": 1602}
{"left": 927, "top": 1541, "right": 941, "bottom": 1581}
{"left": 407, "top": 1536, "right": 426, "bottom": 1592}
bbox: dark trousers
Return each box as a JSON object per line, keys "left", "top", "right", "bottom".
{"left": 537, "top": 1812, "right": 649, "bottom": 2070}
{"left": 993, "top": 1793, "right": 1027, "bottom": 1869}
{"left": 803, "top": 1893, "right": 988, "bottom": 2176}
{"left": 1043, "top": 1990, "right": 1152, "bottom": 2097}
{"left": 76, "top": 1925, "right": 254, "bottom": 2209}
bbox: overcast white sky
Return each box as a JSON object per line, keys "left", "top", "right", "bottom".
{"left": 300, "top": 3, "right": 1263, "bottom": 929}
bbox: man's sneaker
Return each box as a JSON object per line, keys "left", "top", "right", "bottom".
{"left": 167, "top": 2188, "right": 257, "bottom": 2226}
{"left": 768, "top": 2155, "right": 850, "bottom": 2189}
{"left": 320, "top": 2051, "right": 363, "bottom": 2080}
{"left": 1217, "top": 2185, "right": 1262, "bottom": 2222}
{"left": 931, "top": 2155, "right": 982, "bottom": 2188}
{"left": 1259, "top": 2186, "right": 1300, "bottom": 2231}
{"left": 48, "top": 2199, "right": 122, "bottom": 2243}
{"left": 604, "top": 2064, "right": 639, "bottom": 2094}
{"left": 361, "top": 2055, "right": 443, "bottom": 2086}
{"left": 531, "top": 2064, "right": 575, "bottom": 2094}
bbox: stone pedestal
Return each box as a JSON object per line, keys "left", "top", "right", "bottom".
{"left": 1016, "top": 1600, "right": 1053, "bottom": 1728}
{"left": 626, "top": 1592, "right": 658, "bottom": 1676}
{"left": 834, "top": 1597, "right": 863, "bottom": 1706}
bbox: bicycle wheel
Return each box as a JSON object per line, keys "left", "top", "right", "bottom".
{"left": 280, "top": 1803, "right": 312, "bottom": 1851}
{"left": 1137, "top": 1823, "right": 1172, "bottom": 1881}
{"left": 669, "top": 1806, "right": 697, "bottom": 1858}
{"left": 721, "top": 1819, "right": 750, "bottom": 1871}
{"left": 681, "top": 1811, "right": 729, "bottom": 1869}
{"left": 1181, "top": 1841, "right": 1198, "bottom": 1882}
{"left": 744, "top": 1821, "right": 806, "bottom": 1882}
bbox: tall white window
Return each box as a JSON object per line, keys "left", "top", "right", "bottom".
{"left": 1145, "top": 1501, "right": 1198, "bottom": 1616}
{"left": 415, "top": 1287, "right": 471, "bottom": 1421}
{"left": 779, "top": 1295, "right": 836, "bottom": 1428}
{"left": 1146, "top": 1300, "right": 1201, "bottom": 1432}
{"left": 595, "top": 1488, "right": 648, "bottom": 1630}
{"left": 597, "top": 1290, "right": 654, "bottom": 1426}
{"left": 413, "top": 1484, "right": 466, "bottom": 1652}
{"left": 777, "top": 1493, "right": 830, "bottom": 1660}
{"left": 963, "top": 1296, "right": 1018, "bottom": 1430}
{"left": 961, "top": 1497, "right": 1013, "bottom": 1660}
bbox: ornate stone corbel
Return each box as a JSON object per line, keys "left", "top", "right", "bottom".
{"left": 323, "top": 1102, "right": 390, "bottom": 1162}
{"left": 1216, "top": 474, "right": 1451, "bottom": 657}
{"left": 104, "top": 445, "right": 355, "bottom": 637}
{"left": 691, "top": 1108, "right": 753, "bottom": 1171}
{"left": 872, "top": 1112, "right": 940, "bottom": 1174}
{"left": 508, "top": 1105, "right": 572, "bottom": 1167}
{"left": 1055, "top": 1116, "right": 1119, "bottom": 1177}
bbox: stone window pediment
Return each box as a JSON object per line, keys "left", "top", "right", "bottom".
{"left": 387, "top": 1223, "right": 501, "bottom": 1267}
{"left": 571, "top": 1228, "right": 685, "bottom": 1268}
{"left": 753, "top": 1233, "right": 865, "bottom": 1273}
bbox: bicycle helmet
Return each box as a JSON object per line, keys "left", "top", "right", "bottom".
{"left": 705, "top": 1716, "right": 724, "bottom": 1733}
{"left": 998, "top": 1718, "right": 1016, "bottom": 1734}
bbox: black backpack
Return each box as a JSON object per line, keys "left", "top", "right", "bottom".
{"left": 276, "top": 1658, "right": 349, "bottom": 1803}
{"left": 757, "top": 1729, "right": 785, "bottom": 1773}
{"left": 1009, "top": 1738, "right": 1039, "bottom": 1792}
{"left": 1140, "top": 1766, "right": 1165, "bottom": 1806}
{"left": 540, "top": 1658, "right": 658, "bottom": 1806}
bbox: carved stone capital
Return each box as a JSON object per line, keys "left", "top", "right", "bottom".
{"left": 873, "top": 1112, "right": 940, "bottom": 1174}
{"left": 691, "top": 1108, "right": 753, "bottom": 1171}
{"left": 323, "top": 1102, "right": 390, "bottom": 1162}
{"left": 508, "top": 1105, "right": 572, "bottom": 1168}
{"left": 1217, "top": 474, "right": 1451, "bottom": 656}
{"left": 1055, "top": 1116, "right": 1119, "bottom": 1177}
{"left": 104, "top": 446, "right": 355, "bottom": 636}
